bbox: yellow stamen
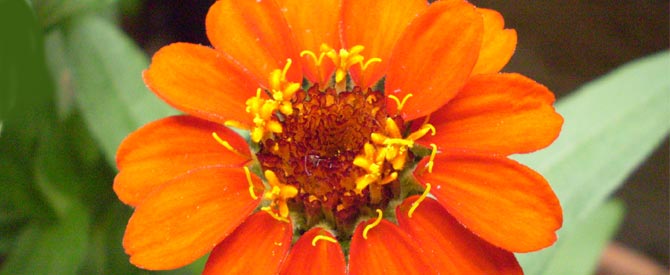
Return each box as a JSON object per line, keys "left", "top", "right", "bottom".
{"left": 426, "top": 143, "right": 438, "bottom": 173}
{"left": 387, "top": 93, "right": 413, "bottom": 112}
{"left": 300, "top": 49, "right": 327, "bottom": 67}
{"left": 362, "top": 58, "right": 382, "bottom": 71}
{"left": 224, "top": 120, "right": 247, "bottom": 130}
{"left": 311, "top": 235, "right": 338, "bottom": 246}
{"left": 211, "top": 132, "right": 248, "bottom": 159}
{"left": 382, "top": 138, "right": 414, "bottom": 147}
{"left": 280, "top": 59, "right": 292, "bottom": 82}
{"left": 353, "top": 144, "right": 389, "bottom": 193}
{"left": 269, "top": 59, "right": 299, "bottom": 116}
{"left": 363, "top": 209, "right": 383, "bottom": 240}
{"left": 406, "top": 124, "right": 436, "bottom": 141}
{"left": 245, "top": 59, "right": 302, "bottom": 143}
{"left": 243, "top": 166, "right": 258, "bottom": 200}
{"left": 364, "top": 118, "right": 435, "bottom": 172}
{"left": 380, "top": 172, "right": 398, "bottom": 185}
{"left": 408, "top": 183, "right": 431, "bottom": 218}
{"left": 262, "top": 207, "right": 290, "bottom": 223}
{"left": 262, "top": 170, "right": 298, "bottom": 218}
{"left": 308, "top": 44, "right": 382, "bottom": 87}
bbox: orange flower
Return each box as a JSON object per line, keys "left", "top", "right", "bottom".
{"left": 114, "top": 0, "right": 564, "bottom": 274}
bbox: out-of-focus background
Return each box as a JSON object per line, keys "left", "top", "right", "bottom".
{"left": 122, "top": 1, "right": 669, "bottom": 271}
{"left": 0, "top": 0, "right": 667, "bottom": 274}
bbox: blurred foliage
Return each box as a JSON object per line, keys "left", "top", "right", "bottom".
{"left": 515, "top": 51, "right": 670, "bottom": 274}
{"left": 0, "top": 0, "right": 668, "bottom": 274}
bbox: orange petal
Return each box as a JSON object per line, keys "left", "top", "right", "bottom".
{"left": 144, "top": 43, "right": 258, "bottom": 126}
{"left": 341, "top": 0, "right": 427, "bottom": 88}
{"left": 471, "top": 8, "right": 517, "bottom": 75}
{"left": 115, "top": 115, "right": 251, "bottom": 206}
{"left": 419, "top": 73, "right": 563, "bottom": 155}
{"left": 203, "top": 211, "right": 292, "bottom": 275}
{"left": 123, "top": 167, "right": 261, "bottom": 270}
{"left": 349, "top": 219, "right": 436, "bottom": 275}
{"left": 397, "top": 197, "right": 523, "bottom": 275}
{"left": 278, "top": 228, "right": 346, "bottom": 275}
{"left": 385, "top": 0, "right": 483, "bottom": 121}
{"left": 276, "top": 0, "right": 340, "bottom": 83}
{"left": 206, "top": 0, "right": 301, "bottom": 86}
{"left": 415, "top": 153, "right": 562, "bottom": 252}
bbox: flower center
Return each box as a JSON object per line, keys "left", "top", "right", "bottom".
{"left": 257, "top": 84, "right": 396, "bottom": 234}
{"left": 226, "top": 45, "right": 437, "bottom": 238}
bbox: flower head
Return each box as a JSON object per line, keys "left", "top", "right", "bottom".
{"left": 114, "top": 0, "right": 564, "bottom": 274}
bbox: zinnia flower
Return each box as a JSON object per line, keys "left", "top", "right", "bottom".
{"left": 114, "top": 0, "right": 564, "bottom": 274}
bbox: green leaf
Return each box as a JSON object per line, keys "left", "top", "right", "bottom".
{"left": 32, "top": 0, "right": 117, "bottom": 28}
{"left": 516, "top": 51, "right": 670, "bottom": 273}
{"left": 0, "top": 0, "right": 54, "bottom": 149}
{"left": 0, "top": 203, "right": 89, "bottom": 275}
{"left": 0, "top": 123, "right": 91, "bottom": 275}
{"left": 542, "top": 199, "right": 625, "bottom": 275}
{"left": 0, "top": 112, "right": 95, "bottom": 275}
{"left": 64, "top": 14, "right": 177, "bottom": 166}
{"left": 2, "top": 121, "right": 90, "bottom": 274}
{"left": 0, "top": 156, "right": 34, "bottom": 255}
{"left": 79, "top": 202, "right": 143, "bottom": 275}
{"left": 45, "top": 27, "right": 77, "bottom": 118}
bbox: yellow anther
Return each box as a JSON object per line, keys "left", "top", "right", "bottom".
{"left": 362, "top": 57, "right": 381, "bottom": 71}
{"left": 388, "top": 93, "right": 413, "bottom": 112}
{"left": 408, "top": 183, "right": 431, "bottom": 218}
{"left": 266, "top": 59, "right": 299, "bottom": 117}
{"left": 262, "top": 170, "right": 298, "bottom": 218}
{"left": 245, "top": 88, "right": 264, "bottom": 113}
{"left": 301, "top": 48, "right": 331, "bottom": 82}
{"left": 308, "top": 44, "right": 382, "bottom": 87}
{"left": 212, "top": 132, "right": 249, "bottom": 159}
{"left": 355, "top": 174, "right": 378, "bottom": 192}
{"left": 269, "top": 59, "right": 294, "bottom": 89}
{"left": 224, "top": 120, "right": 247, "bottom": 130}
{"left": 262, "top": 207, "right": 290, "bottom": 223}
{"left": 300, "top": 49, "right": 327, "bottom": 67}
{"left": 349, "top": 45, "right": 365, "bottom": 55}
{"left": 384, "top": 117, "right": 402, "bottom": 138}
{"left": 426, "top": 143, "right": 438, "bottom": 173}
{"left": 362, "top": 209, "right": 383, "bottom": 240}
{"left": 370, "top": 133, "right": 387, "bottom": 145}
{"left": 266, "top": 120, "right": 283, "bottom": 134}
{"left": 243, "top": 166, "right": 258, "bottom": 200}
{"left": 281, "top": 59, "right": 292, "bottom": 82}
{"left": 380, "top": 172, "right": 398, "bottom": 185}
{"left": 382, "top": 138, "right": 415, "bottom": 147}
{"left": 353, "top": 144, "right": 390, "bottom": 192}
{"left": 311, "top": 235, "right": 338, "bottom": 246}
{"left": 407, "top": 124, "right": 436, "bottom": 141}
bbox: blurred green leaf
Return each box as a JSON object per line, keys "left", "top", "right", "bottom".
{"left": 64, "top": 14, "right": 177, "bottom": 166}
{"left": 0, "top": 155, "right": 45, "bottom": 223}
{"left": 33, "top": 122, "right": 88, "bottom": 218}
{"left": 0, "top": 0, "right": 54, "bottom": 150}
{"left": 80, "top": 203, "right": 141, "bottom": 275}
{"left": 1, "top": 106, "right": 94, "bottom": 275}
{"left": 0, "top": 202, "right": 89, "bottom": 275}
{"left": 516, "top": 51, "right": 670, "bottom": 273}
{"left": 45, "top": 28, "right": 77, "bottom": 119}
{"left": 542, "top": 199, "right": 625, "bottom": 275}
{"left": 0, "top": 156, "right": 34, "bottom": 255}
{"left": 0, "top": 123, "right": 91, "bottom": 274}
{"left": 32, "top": 0, "right": 117, "bottom": 28}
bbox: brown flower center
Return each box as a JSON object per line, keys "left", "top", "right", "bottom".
{"left": 256, "top": 85, "right": 399, "bottom": 234}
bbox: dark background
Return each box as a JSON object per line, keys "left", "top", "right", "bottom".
{"left": 121, "top": 0, "right": 669, "bottom": 268}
